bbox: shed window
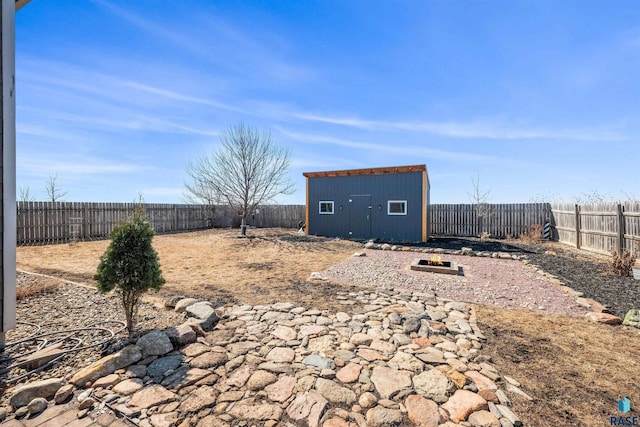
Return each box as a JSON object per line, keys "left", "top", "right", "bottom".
{"left": 319, "top": 201, "right": 334, "bottom": 214}
{"left": 388, "top": 200, "right": 407, "bottom": 215}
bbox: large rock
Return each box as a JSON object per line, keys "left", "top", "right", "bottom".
{"left": 112, "top": 378, "right": 143, "bottom": 395}
{"left": 314, "top": 378, "right": 356, "bottom": 405}
{"left": 54, "top": 384, "right": 74, "bottom": 404}
{"left": 585, "top": 312, "right": 622, "bottom": 325}
{"left": 147, "top": 354, "right": 184, "bottom": 377}
{"left": 388, "top": 351, "right": 424, "bottom": 373}
{"left": 164, "top": 324, "right": 197, "bottom": 346}
{"left": 465, "top": 371, "right": 498, "bottom": 391}
{"left": 365, "top": 406, "right": 403, "bottom": 426}
{"left": 468, "top": 409, "right": 501, "bottom": 427}
{"left": 441, "top": 390, "right": 488, "bottom": 423}
{"left": 265, "top": 376, "right": 296, "bottom": 402}
{"left": 370, "top": 366, "right": 412, "bottom": 399}
{"left": 179, "top": 385, "right": 217, "bottom": 413}
{"left": 246, "top": 370, "right": 278, "bottom": 391}
{"left": 26, "top": 397, "right": 48, "bottom": 415}
{"left": 303, "top": 354, "right": 335, "bottom": 370}
{"left": 127, "top": 385, "right": 178, "bottom": 409}
{"left": 286, "top": 391, "right": 328, "bottom": 427}
{"left": 266, "top": 347, "right": 295, "bottom": 363}
{"left": 174, "top": 298, "right": 198, "bottom": 312}
{"left": 161, "top": 367, "right": 211, "bottom": 390}
{"left": 623, "top": 309, "right": 640, "bottom": 328}
{"left": 336, "top": 363, "right": 362, "bottom": 383}
{"left": 405, "top": 395, "right": 440, "bottom": 427}
{"left": 413, "top": 369, "right": 453, "bottom": 403}
{"left": 190, "top": 351, "right": 228, "bottom": 369}
{"left": 137, "top": 331, "right": 173, "bottom": 357}
{"left": 271, "top": 325, "right": 297, "bottom": 341}
{"left": 227, "top": 403, "right": 283, "bottom": 421}
{"left": 70, "top": 346, "right": 142, "bottom": 386}
{"left": 185, "top": 302, "right": 219, "bottom": 331}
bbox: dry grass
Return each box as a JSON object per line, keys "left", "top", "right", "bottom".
{"left": 16, "top": 228, "right": 364, "bottom": 310}
{"left": 476, "top": 305, "right": 640, "bottom": 426}
{"left": 15, "top": 273, "right": 61, "bottom": 300}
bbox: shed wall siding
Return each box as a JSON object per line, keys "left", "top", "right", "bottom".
{"left": 308, "top": 171, "right": 424, "bottom": 241}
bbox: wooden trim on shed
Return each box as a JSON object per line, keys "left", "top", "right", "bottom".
{"left": 422, "top": 170, "right": 427, "bottom": 242}
{"left": 303, "top": 164, "right": 425, "bottom": 178}
{"left": 305, "top": 177, "right": 309, "bottom": 235}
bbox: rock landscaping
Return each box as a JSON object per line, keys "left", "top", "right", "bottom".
{"left": 3, "top": 289, "right": 527, "bottom": 427}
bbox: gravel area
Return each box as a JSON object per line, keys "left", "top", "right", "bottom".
{"left": 323, "top": 249, "right": 589, "bottom": 316}
{"left": 2, "top": 273, "right": 186, "bottom": 397}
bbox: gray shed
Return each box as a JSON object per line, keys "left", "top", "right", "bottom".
{"left": 303, "top": 165, "right": 430, "bottom": 242}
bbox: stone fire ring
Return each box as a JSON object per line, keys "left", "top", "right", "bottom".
{"left": 410, "top": 258, "right": 460, "bottom": 275}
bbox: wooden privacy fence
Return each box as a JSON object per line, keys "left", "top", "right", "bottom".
{"left": 429, "top": 203, "right": 550, "bottom": 238}
{"left": 16, "top": 202, "right": 306, "bottom": 245}
{"left": 551, "top": 202, "right": 640, "bottom": 255}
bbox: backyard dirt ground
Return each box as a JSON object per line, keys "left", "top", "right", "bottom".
{"left": 15, "top": 228, "right": 640, "bottom": 426}
{"left": 16, "top": 228, "right": 364, "bottom": 311}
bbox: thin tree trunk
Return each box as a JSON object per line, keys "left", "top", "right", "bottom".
{"left": 241, "top": 216, "right": 247, "bottom": 236}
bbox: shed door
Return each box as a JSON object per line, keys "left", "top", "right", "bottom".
{"left": 348, "top": 195, "right": 371, "bottom": 239}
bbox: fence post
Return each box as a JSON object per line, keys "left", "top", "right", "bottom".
{"left": 575, "top": 204, "right": 581, "bottom": 249}
{"left": 173, "top": 205, "right": 178, "bottom": 231}
{"left": 617, "top": 204, "right": 625, "bottom": 254}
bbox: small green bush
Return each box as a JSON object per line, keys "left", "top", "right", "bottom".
{"left": 94, "top": 205, "right": 165, "bottom": 334}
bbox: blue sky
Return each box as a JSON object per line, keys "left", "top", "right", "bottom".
{"left": 15, "top": 1, "right": 640, "bottom": 204}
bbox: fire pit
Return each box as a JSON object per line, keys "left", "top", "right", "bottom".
{"left": 410, "top": 256, "right": 459, "bottom": 275}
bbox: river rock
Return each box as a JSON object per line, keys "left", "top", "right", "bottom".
{"left": 71, "top": 345, "right": 141, "bottom": 386}
{"left": 164, "top": 324, "right": 197, "bottom": 346}
{"left": 585, "top": 312, "right": 623, "bottom": 325}
{"left": 442, "top": 389, "right": 488, "bottom": 423}
{"left": 27, "top": 397, "right": 48, "bottom": 415}
{"left": 147, "top": 354, "right": 184, "bottom": 377}
{"left": 365, "top": 406, "right": 403, "bottom": 426}
{"left": 112, "top": 378, "right": 143, "bottom": 395}
{"left": 370, "top": 366, "right": 412, "bottom": 399}
{"left": 127, "top": 384, "right": 178, "bottom": 409}
{"left": 314, "top": 378, "right": 356, "bottom": 405}
{"left": 265, "top": 376, "right": 297, "bottom": 402}
{"left": 246, "top": 370, "right": 278, "bottom": 390}
{"left": 287, "top": 391, "right": 328, "bottom": 427}
{"left": 185, "top": 302, "right": 219, "bottom": 331}
{"left": 468, "top": 409, "right": 501, "bottom": 427}
{"left": 137, "top": 331, "right": 173, "bottom": 357}
{"left": 174, "top": 298, "right": 198, "bottom": 312}
{"left": 10, "top": 378, "right": 64, "bottom": 409}
{"left": 413, "top": 369, "right": 453, "bottom": 403}
{"left": 405, "top": 394, "right": 440, "bottom": 427}
{"left": 227, "top": 403, "right": 283, "bottom": 421}
{"left": 54, "top": 384, "right": 75, "bottom": 404}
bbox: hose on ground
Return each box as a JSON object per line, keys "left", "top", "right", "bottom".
{"left": 0, "top": 320, "right": 127, "bottom": 384}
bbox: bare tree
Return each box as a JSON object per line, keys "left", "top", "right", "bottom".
{"left": 467, "top": 171, "right": 492, "bottom": 235}
{"left": 185, "top": 123, "right": 295, "bottom": 235}
{"left": 18, "top": 185, "right": 35, "bottom": 202}
{"left": 45, "top": 173, "right": 68, "bottom": 203}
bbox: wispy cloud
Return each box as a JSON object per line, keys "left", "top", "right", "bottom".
{"left": 277, "top": 127, "right": 521, "bottom": 165}
{"left": 19, "top": 157, "right": 141, "bottom": 176}
{"left": 292, "top": 112, "right": 625, "bottom": 141}
{"left": 93, "top": 0, "right": 314, "bottom": 85}
{"left": 122, "top": 82, "right": 245, "bottom": 113}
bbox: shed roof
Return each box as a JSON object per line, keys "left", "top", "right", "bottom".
{"left": 303, "top": 164, "right": 426, "bottom": 178}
